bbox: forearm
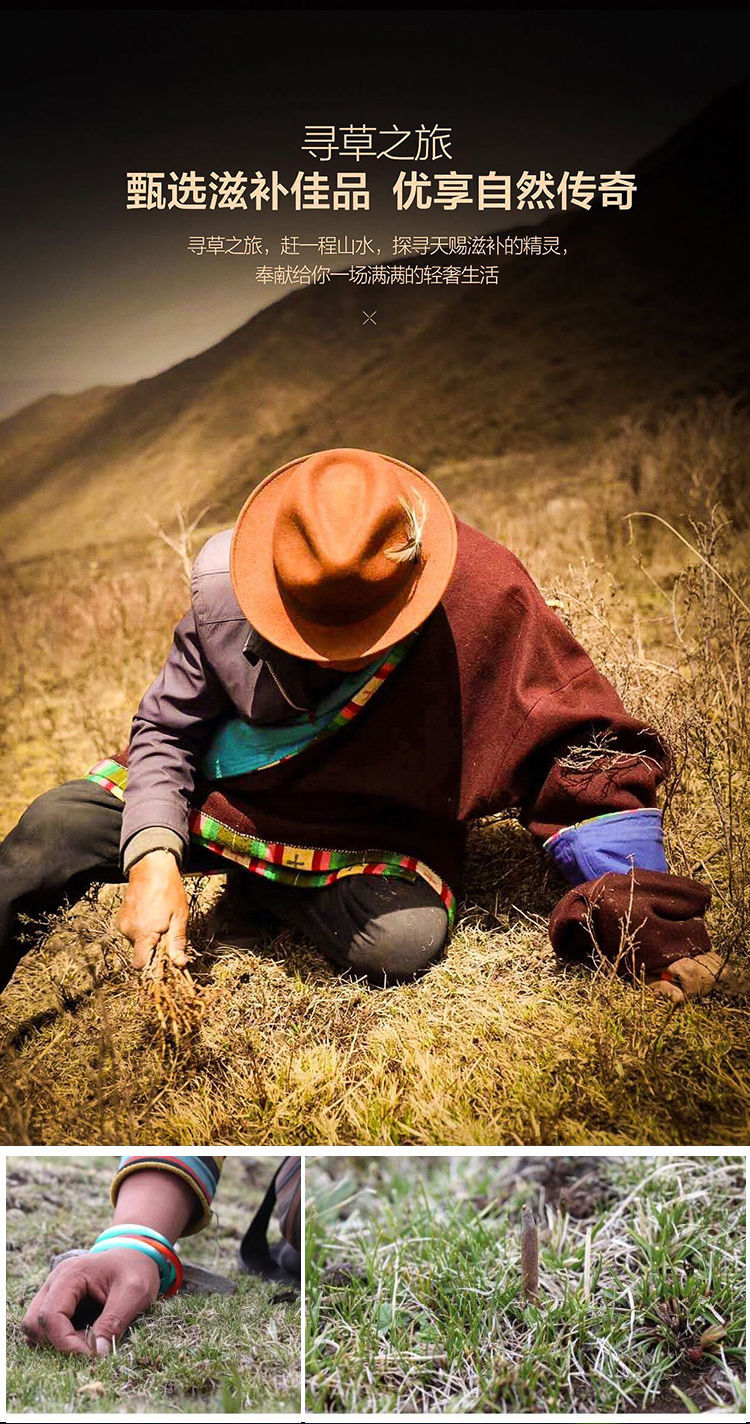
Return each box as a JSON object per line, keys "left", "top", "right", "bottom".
{"left": 111, "top": 1155, "right": 223, "bottom": 1236}
{"left": 498, "top": 619, "right": 713, "bottom": 979}
{"left": 121, "top": 609, "right": 231, "bottom": 863}
{"left": 111, "top": 1170, "right": 196, "bottom": 1243}
{"left": 121, "top": 724, "right": 200, "bottom": 854}
{"left": 527, "top": 727, "right": 712, "bottom": 979}
{"left": 543, "top": 807, "right": 668, "bottom": 884}
{"left": 494, "top": 577, "right": 670, "bottom": 844}
{"left": 518, "top": 707, "right": 668, "bottom": 847}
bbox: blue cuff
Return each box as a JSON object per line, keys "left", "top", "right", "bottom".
{"left": 543, "top": 808, "right": 667, "bottom": 886}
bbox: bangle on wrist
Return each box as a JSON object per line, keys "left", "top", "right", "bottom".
{"left": 91, "top": 1226, "right": 184, "bottom": 1296}
{"left": 97, "top": 1223, "right": 176, "bottom": 1243}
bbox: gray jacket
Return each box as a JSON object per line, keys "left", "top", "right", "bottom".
{"left": 121, "top": 530, "right": 344, "bottom": 871}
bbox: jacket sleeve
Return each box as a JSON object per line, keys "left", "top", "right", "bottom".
{"left": 514, "top": 678, "right": 670, "bottom": 842}
{"left": 111, "top": 1154, "right": 224, "bottom": 1236}
{"left": 120, "top": 609, "right": 233, "bottom": 861}
{"left": 497, "top": 581, "right": 671, "bottom": 839}
{"left": 498, "top": 588, "right": 711, "bottom": 977}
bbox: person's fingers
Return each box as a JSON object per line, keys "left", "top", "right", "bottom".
{"left": 21, "top": 1277, "right": 51, "bottom": 1337}
{"left": 91, "top": 1273, "right": 157, "bottom": 1354}
{"left": 35, "top": 1308, "right": 95, "bottom": 1356}
{"left": 131, "top": 932, "right": 161, "bottom": 970}
{"left": 662, "top": 954, "right": 721, "bottom": 998}
{"left": 21, "top": 1315, "right": 45, "bottom": 1348}
{"left": 665, "top": 951, "right": 750, "bottom": 998}
{"left": 22, "top": 1276, "right": 58, "bottom": 1349}
{"left": 115, "top": 902, "right": 136, "bottom": 941}
{"left": 25, "top": 1273, "right": 106, "bottom": 1355}
{"left": 647, "top": 978, "right": 686, "bottom": 1005}
{"left": 21, "top": 1254, "right": 160, "bottom": 1357}
{"left": 166, "top": 923, "right": 189, "bottom": 967}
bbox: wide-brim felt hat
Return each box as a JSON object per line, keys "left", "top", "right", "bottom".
{"left": 230, "top": 447, "right": 458, "bottom": 661}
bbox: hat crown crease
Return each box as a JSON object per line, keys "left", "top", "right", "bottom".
{"left": 273, "top": 455, "right": 412, "bottom": 620}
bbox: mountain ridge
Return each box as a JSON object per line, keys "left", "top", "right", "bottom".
{"left": 3, "top": 77, "right": 748, "bottom": 559}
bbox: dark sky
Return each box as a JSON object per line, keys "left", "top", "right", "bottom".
{"left": 2, "top": 9, "right": 749, "bottom": 414}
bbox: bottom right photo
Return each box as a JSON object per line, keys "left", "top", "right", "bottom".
{"left": 304, "top": 1153, "right": 746, "bottom": 1418}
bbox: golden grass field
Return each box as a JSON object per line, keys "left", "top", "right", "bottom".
{"left": 1, "top": 400, "right": 748, "bottom": 1146}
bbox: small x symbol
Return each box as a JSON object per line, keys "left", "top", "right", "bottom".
{"left": 362, "top": 310, "right": 377, "bottom": 325}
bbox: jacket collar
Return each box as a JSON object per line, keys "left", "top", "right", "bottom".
{"left": 242, "top": 625, "right": 344, "bottom": 715}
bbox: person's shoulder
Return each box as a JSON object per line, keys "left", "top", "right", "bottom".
{"left": 450, "top": 518, "right": 587, "bottom": 660}
{"left": 454, "top": 517, "right": 543, "bottom": 605}
{"left": 190, "top": 530, "right": 244, "bottom": 625}
{"left": 192, "top": 528, "right": 233, "bottom": 578}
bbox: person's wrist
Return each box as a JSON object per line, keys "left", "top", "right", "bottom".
{"left": 112, "top": 1168, "right": 198, "bottom": 1241}
{"left": 128, "top": 848, "right": 182, "bottom": 878}
{"left": 123, "top": 828, "right": 184, "bottom": 876}
{"left": 91, "top": 1227, "right": 183, "bottom": 1296}
{"left": 89, "top": 1244, "right": 161, "bottom": 1292}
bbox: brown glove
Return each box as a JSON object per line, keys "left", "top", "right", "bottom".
{"left": 549, "top": 869, "right": 711, "bottom": 979}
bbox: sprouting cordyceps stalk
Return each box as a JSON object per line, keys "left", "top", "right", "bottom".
{"left": 521, "top": 1203, "right": 539, "bottom": 1299}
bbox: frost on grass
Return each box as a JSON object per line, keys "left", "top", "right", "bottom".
{"left": 305, "top": 1155, "right": 746, "bottom": 1415}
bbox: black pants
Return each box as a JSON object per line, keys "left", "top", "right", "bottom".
{"left": 0, "top": 780, "right": 450, "bottom": 993}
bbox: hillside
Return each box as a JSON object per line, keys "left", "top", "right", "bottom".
{"left": 3, "top": 78, "right": 748, "bottom": 560}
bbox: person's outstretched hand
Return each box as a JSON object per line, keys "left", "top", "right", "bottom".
{"left": 21, "top": 1249, "right": 160, "bottom": 1356}
{"left": 117, "top": 850, "right": 189, "bottom": 969}
{"left": 646, "top": 952, "right": 748, "bottom": 1005}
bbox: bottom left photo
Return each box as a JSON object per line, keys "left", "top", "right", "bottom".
{"left": 5, "top": 1152, "right": 301, "bottom": 1417}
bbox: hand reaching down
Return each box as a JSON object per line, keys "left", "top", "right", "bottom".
{"left": 117, "top": 849, "right": 189, "bottom": 969}
{"left": 647, "top": 952, "right": 749, "bottom": 1005}
{"left": 21, "top": 1249, "right": 160, "bottom": 1356}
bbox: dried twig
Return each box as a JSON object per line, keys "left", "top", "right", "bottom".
{"left": 555, "top": 728, "right": 664, "bottom": 777}
{"left": 146, "top": 503, "right": 214, "bottom": 583}
{"left": 624, "top": 511, "right": 750, "bottom": 618}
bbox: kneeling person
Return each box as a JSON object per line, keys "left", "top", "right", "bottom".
{"left": 0, "top": 448, "right": 723, "bottom": 1000}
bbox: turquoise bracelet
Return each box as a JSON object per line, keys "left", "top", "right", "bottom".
{"left": 91, "top": 1229, "right": 176, "bottom": 1295}
{"left": 96, "top": 1224, "right": 175, "bottom": 1250}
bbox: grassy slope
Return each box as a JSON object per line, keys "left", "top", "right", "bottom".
{"left": 305, "top": 1155, "right": 746, "bottom": 1415}
{"left": 5, "top": 1155, "right": 300, "bottom": 1415}
{"left": 3, "top": 81, "right": 749, "bottom": 563}
{"left": 0, "top": 426, "right": 748, "bottom": 1148}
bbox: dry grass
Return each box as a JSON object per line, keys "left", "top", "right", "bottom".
{"left": 1, "top": 401, "right": 749, "bottom": 1146}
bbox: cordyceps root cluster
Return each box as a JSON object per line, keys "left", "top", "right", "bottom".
{"left": 140, "top": 942, "right": 205, "bottom": 1050}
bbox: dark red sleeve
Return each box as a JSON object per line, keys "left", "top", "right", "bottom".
{"left": 549, "top": 868, "right": 711, "bottom": 977}
{"left": 514, "top": 676, "right": 669, "bottom": 844}
{"left": 492, "top": 579, "right": 671, "bottom": 841}
{"left": 492, "top": 582, "right": 711, "bottom": 976}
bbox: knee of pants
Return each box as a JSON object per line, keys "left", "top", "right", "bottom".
{"left": 351, "top": 903, "right": 449, "bottom": 980}
{"left": 1, "top": 783, "right": 110, "bottom": 885}
{"left": 6, "top": 788, "right": 70, "bottom": 865}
